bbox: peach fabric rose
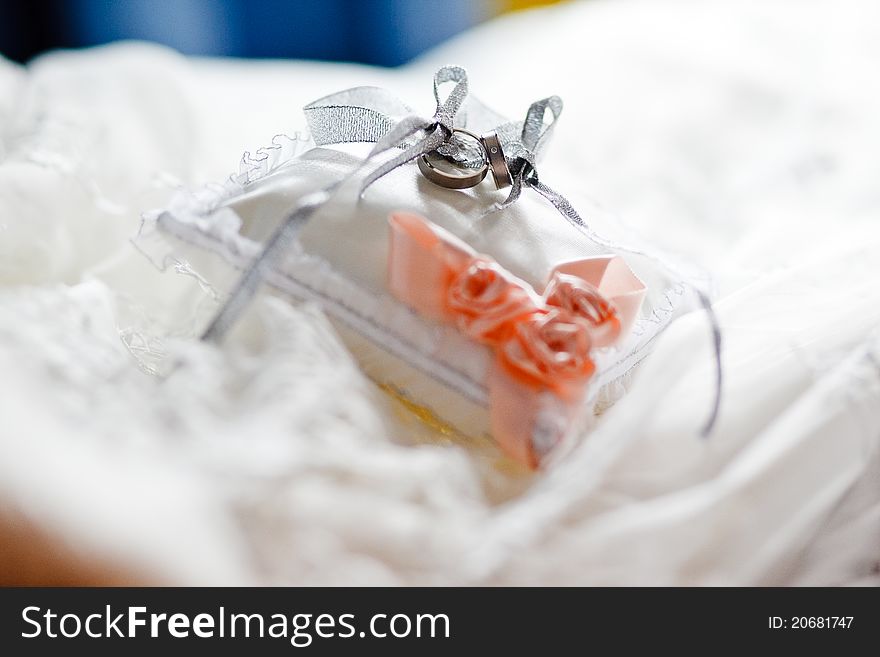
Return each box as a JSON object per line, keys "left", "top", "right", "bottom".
{"left": 497, "top": 309, "right": 595, "bottom": 398}
{"left": 445, "top": 258, "right": 537, "bottom": 344}
{"left": 387, "top": 212, "right": 647, "bottom": 469}
{"left": 544, "top": 271, "right": 621, "bottom": 347}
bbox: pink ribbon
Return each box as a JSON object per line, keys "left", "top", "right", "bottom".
{"left": 388, "top": 212, "right": 646, "bottom": 467}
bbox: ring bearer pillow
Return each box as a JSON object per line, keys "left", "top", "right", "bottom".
{"left": 139, "top": 67, "right": 710, "bottom": 468}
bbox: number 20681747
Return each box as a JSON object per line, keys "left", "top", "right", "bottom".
{"left": 768, "top": 617, "right": 853, "bottom": 630}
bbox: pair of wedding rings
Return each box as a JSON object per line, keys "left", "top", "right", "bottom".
{"left": 417, "top": 129, "right": 512, "bottom": 190}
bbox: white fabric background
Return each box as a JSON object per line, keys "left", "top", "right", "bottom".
{"left": 1, "top": 0, "right": 878, "bottom": 585}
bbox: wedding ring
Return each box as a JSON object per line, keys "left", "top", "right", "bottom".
{"left": 417, "top": 128, "right": 488, "bottom": 190}
{"left": 481, "top": 131, "right": 512, "bottom": 189}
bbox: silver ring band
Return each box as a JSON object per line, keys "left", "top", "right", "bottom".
{"left": 417, "top": 128, "right": 488, "bottom": 190}
{"left": 481, "top": 131, "right": 512, "bottom": 190}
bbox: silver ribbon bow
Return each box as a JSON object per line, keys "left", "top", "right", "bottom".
{"left": 305, "top": 73, "right": 577, "bottom": 229}
{"left": 303, "top": 67, "right": 566, "bottom": 206}
{"left": 489, "top": 95, "right": 568, "bottom": 211}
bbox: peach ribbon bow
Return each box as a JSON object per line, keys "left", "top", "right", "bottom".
{"left": 388, "top": 212, "right": 646, "bottom": 467}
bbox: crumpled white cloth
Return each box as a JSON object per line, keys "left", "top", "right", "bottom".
{"left": 1, "top": 0, "right": 878, "bottom": 585}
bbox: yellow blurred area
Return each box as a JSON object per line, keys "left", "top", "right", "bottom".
{"left": 499, "top": 0, "right": 567, "bottom": 13}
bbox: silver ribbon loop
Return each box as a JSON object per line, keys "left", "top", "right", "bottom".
{"left": 304, "top": 86, "right": 413, "bottom": 146}
{"left": 491, "top": 95, "right": 564, "bottom": 210}
{"left": 360, "top": 65, "right": 469, "bottom": 192}
{"left": 303, "top": 65, "right": 471, "bottom": 193}
{"left": 431, "top": 64, "right": 469, "bottom": 135}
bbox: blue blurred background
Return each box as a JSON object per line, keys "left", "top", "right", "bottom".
{"left": 0, "top": 0, "right": 561, "bottom": 66}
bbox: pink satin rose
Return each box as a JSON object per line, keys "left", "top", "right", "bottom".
{"left": 446, "top": 258, "right": 537, "bottom": 345}
{"left": 498, "top": 309, "right": 595, "bottom": 398}
{"left": 544, "top": 272, "right": 621, "bottom": 348}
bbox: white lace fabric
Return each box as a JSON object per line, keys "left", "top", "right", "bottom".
{"left": 1, "top": 0, "right": 879, "bottom": 586}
